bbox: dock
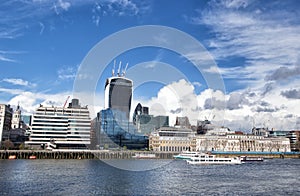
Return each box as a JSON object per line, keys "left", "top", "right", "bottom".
{"left": 0, "top": 150, "right": 299, "bottom": 159}
{"left": 0, "top": 150, "right": 176, "bottom": 160}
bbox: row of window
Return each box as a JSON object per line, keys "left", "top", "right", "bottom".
{"left": 158, "top": 146, "right": 189, "bottom": 152}
{"left": 32, "top": 124, "right": 90, "bottom": 128}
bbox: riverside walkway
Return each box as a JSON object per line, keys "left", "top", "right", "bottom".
{"left": 0, "top": 150, "right": 176, "bottom": 159}
{"left": 0, "top": 150, "right": 299, "bottom": 159}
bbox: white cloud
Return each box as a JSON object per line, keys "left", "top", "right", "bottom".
{"left": 57, "top": 66, "right": 77, "bottom": 80}
{"left": 1, "top": 0, "right": 150, "bottom": 39}
{"left": 2, "top": 78, "right": 36, "bottom": 87}
{"left": 193, "top": 0, "right": 300, "bottom": 88}
{"left": 58, "top": 0, "right": 71, "bottom": 11}
{"left": 136, "top": 78, "right": 300, "bottom": 131}
{"left": 0, "top": 87, "right": 24, "bottom": 95}
{"left": 192, "top": 81, "right": 202, "bottom": 88}
{"left": 222, "top": 0, "right": 250, "bottom": 9}
{"left": 8, "top": 91, "right": 71, "bottom": 115}
{"left": 0, "top": 55, "right": 16, "bottom": 62}
{"left": 203, "top": 66, "right": 221, "bottom": 74}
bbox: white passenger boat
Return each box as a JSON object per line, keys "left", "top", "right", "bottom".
{"left": 186, "top": 153, "right": 242, "bottom": 165}
{"left": 173, "top": 151, "right": 202, "bottom": 160}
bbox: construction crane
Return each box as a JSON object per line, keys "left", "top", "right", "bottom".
{"left": 63, "top": 96, "right": 70, "bottom": 109}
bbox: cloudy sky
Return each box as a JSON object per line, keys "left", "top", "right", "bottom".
{"left": 1, "top": 0, "right": 300, "bottom": 131}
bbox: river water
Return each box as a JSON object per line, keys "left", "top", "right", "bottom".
{"left": 0, "top": 158, "right": 299, "bottom": 195}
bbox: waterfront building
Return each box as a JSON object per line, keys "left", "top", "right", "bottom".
{"left": 196, "top": 133, "right": 291, "bottom": 152}
{"left": 93, "top": 108, "right": 148, "bottom": 149}
{"left": 149, "top": 118, "right": 291, "bottom": 153}
{"left": 149, "top": 127, "right": 196, "bottom": 152}
{"left": 92, "top": 66, "right": 148, "bottom": 150}
{"left": 25, "top": 98, "right": 91, "bottom": 149}
{"left": 0, "top": 104, "right": 13, "bottom": 145}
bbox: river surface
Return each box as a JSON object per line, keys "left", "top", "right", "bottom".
{"left": 0, "top": 158, "right": 299, "bottom": 195}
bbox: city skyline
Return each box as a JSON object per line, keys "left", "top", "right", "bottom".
{"left": 1, "top": 0, "right": 300, "bottom": 131}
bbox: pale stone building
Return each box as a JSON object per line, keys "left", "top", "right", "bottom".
{"left": 196, "top": 134, "right": 291, "bottom": 152}
{"left": 11, "top": 105, "right": 21, "bottom": 129}
{"left": 149, "top": 127, "right": 196, "bottom": 152}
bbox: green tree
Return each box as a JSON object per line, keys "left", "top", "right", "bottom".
{"left": 104, "top": 144, "right": 109, "bottom": 150}
{"left": 19, "top": 143, "right": 25, "bottom": 150}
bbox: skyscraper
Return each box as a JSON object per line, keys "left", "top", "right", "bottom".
{"left": 104, "top": 76, "right": 133, "bottom": 119}
{"left": 91, "top": 62, "right": 148, "bottom": 150}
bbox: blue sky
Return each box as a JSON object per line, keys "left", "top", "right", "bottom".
{"left": 1, "top": 0, "right": 300, "bottom": 131}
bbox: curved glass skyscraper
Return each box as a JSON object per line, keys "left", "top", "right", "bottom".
{"left": 104, "top": 77, "right": 132, "bottom": 119}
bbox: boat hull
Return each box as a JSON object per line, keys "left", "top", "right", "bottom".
{"left": 186, "top": 153, "right": 242, "bottom": 165}
{"left": 241, "top": 156, "right": 263, "bottom": 162}
{"left": 187, "top": 159, "right": 242, "bottom": 165}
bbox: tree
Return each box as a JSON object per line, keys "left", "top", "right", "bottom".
{"left": 104, "top": 144, "right": 109, "bottom": 149}
{"left": 2, "top": 140, "right": 14, "bottom": 150}
{"left": 19, "top": 143, "right": 26, "bottom": 150}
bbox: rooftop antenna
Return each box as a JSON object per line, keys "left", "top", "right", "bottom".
{"left": 122, "top": 63, "right": 128, "bottom": 76}
{"left": 117, "top": 61, "right": 122, "bottom": 76}
{"left": 112, "top": 59, "right": 116, "bottom": 76}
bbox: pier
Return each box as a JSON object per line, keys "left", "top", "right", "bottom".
{"left": 211, "top": 151, "right": 300, "bottom": 159}
{"left": 0, "top": 150, "right": 176, "bottom": 160}
{"left": 0, "top": 150, "right": 299, "bottom": 159}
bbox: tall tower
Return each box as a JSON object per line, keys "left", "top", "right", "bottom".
{"left": 11, "top": 104, "right": 21, "bottom": 129}
{"left": 104, "top": 62, "right": 132, "bottom": 119}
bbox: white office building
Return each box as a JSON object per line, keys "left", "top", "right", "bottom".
{"left": 26, "top": 99, "right": 91, "bottom": 149}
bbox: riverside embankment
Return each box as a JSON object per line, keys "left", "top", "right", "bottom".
{"left": 0, "top": 150, "right": 299, "bottom": 159}
{"left": 0, "top": 150, "right": 176, "bottom": 159}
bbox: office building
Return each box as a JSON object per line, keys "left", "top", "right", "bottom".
{"left": 25, "top": 98, "right": 91, "bottom": 149}
{"left": 92, "top": 64, "right": 148, "bottom": 149}
{"left": 92, "top": 108, "right": 148, "bottom": 149}
{"left": 104, "top": 76, "right": 132, "bottom": 119}
{"left": 174, "top": 116, "right": 191, "bottom": 128}
{"left": 149, "top": 127, "right": 196, "bottom": 152}
{"left": 287, "top": 130, "right": 300, "bottom": 151}
{"left": 133, "top": 103, "right": 169, "bottom": 134}
{"left": 0, "top": 104, "right": 13, "bottom": 145}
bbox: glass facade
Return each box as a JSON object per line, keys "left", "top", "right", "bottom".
{"left": 94, "top": 109, "right": 148, "bottom": 149}
{"left": 105, "top": 77, "right": 132, "bottom": 119}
